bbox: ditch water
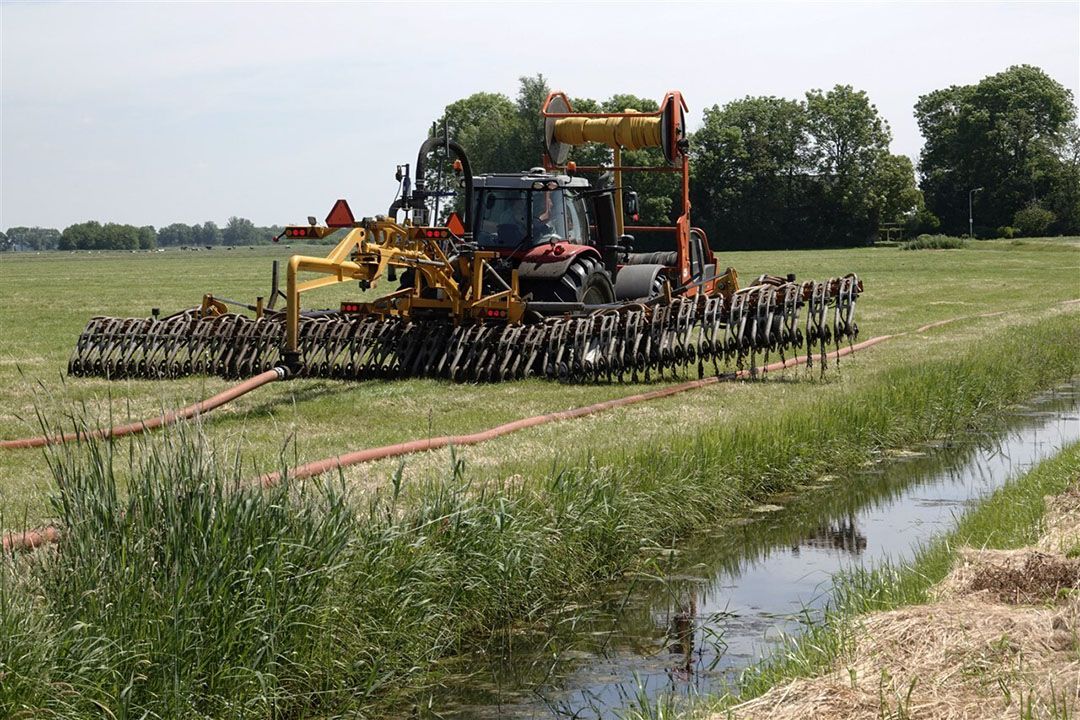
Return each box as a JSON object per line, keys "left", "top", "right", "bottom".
{"left": 414, "top": 380, "right": 1080, "bottom": 719}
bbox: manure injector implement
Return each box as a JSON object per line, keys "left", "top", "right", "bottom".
{"left": 69, "top": 90, "right": 862, "bottom": 384}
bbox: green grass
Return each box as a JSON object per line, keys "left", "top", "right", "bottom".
{"left": 0, "top": 239, "right": 1078, "bottom": 715}
{"left": 708, "top": 440, "right": 1080, "bottom": 714}
{"left": 1, "top": 239, "right": 1078, "bottom": 524}
{"left": 2, "top": 312, "right": 1078, "bottom": 718}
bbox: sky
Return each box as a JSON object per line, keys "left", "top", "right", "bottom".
{"left": 1, "top": 1, "right": 1078, "bottom": 230}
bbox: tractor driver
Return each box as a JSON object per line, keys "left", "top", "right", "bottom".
{"left": 531, "top": 191, "right": 562, "bottom": 242}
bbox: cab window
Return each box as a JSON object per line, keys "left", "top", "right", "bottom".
{"left": 475, "top": 189, "right": 528, "bottom": 247}
{"left": 565, "top": 191, "right": 591, "bottom": 244}
{"left": 474, "top": 188, "right": 567, "bottom": 248}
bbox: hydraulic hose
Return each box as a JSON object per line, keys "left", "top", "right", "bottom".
{"left": 0, "top": 367, "right": 288, "bottom": 451}
{"left": 2, "top": 526, "right": 60, "bottom": 553}
{"left": 412, "top": 136, "right": 473, "bottom": 230}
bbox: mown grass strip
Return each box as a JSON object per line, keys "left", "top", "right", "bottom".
{"left": 1, "top": 313, "right": 1077, "bottom": 718}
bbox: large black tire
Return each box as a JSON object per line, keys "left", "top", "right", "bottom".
{"left": 526, "top": 255, "right": 615, "bottom": 304}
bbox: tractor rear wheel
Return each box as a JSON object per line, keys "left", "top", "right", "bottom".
{"left": 526, "top": 255, "right": 615, "bottom": 305}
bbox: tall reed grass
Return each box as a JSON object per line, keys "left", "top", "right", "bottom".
{"left": 2, "top": 314, "right": 1077, "bottom": 718}
{"left": 900, "top": 234, "right": 968, "bottom": 250}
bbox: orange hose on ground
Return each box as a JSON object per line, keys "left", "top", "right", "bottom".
{"left": 257, "top": 334, "right": 894, "bottom": 486}
{"left": 2, "top": 526, "right": 60, "bottom": 553}
{"left": 0, "top": 368, "right": 286, "bottom": 451}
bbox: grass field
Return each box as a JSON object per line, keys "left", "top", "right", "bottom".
{"left": 2, "top": 239, "right": 1079, "bottom": 717}
{"left": 2, "top": 239, "right": 1078, "bottom": 522}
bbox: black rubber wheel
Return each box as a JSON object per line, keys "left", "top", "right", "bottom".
{"left": 650, "top": 273, "right": 669, "bottom": 299}
{"left": 527, "top": 255, "right": 615, "bottom": 304}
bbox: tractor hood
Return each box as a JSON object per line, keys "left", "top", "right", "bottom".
{"left": 508, "top": 242, "right": 600, "bottom": 280}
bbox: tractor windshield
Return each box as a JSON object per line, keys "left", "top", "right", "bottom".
{"left": 475, "top": 188, "right": 565, "bottom": 248}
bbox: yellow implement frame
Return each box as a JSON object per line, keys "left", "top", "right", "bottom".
{"left": 283, "top": 218, "right": 526, "bottom": 355}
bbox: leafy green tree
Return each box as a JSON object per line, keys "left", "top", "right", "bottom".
{"left": 102, "top": 223, "right": 140, "bottom": 250}
{"left": 157, "top": 223, "right": 194, "bottom": 247}
{"left": 430, "top": 78, "right": 687, "bottom": 230}
{"left": 1013, "top": 203, "right": 1056, "bottom": 236}
{"left": 805, "top": 85, "right": 896, "bottom": 243}
{"left": 193, "top": 221, "right": 222, "bottom": 246}
{"left": 138, "top": 226, "right": 157, "bottom": 250}
{"left": 515, "top": 73, "right": 552, "bottom": 170}
{"left": 223, "top": 216, "right": 259, "bottom": 246}
{"left": 691, "top": 96, "right": 812, "bottom": 247}
{"left": 693, "top": 88, "right": 919, "bottom": 248}
{"left": 1046, "top": 121, "right": 1080, "bottom": 232}
{"left": 60, "top": 221, "right": 104, "bottom": 250}
{"left": 876, "top": 153, "right": 929, "bottom": 234}
{"left": 3, "top": 226, "right": 61, "bottom": 250}
{"left": 424, "top": 75, "right": 552, "bottom": 222}
{"left": 435, "top": 92, "right": 521, "bottom": 176}
{"left": 916, "top": 65, "right": 1077, "bottom": 235}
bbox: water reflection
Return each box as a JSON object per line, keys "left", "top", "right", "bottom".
{"left": 792, "top": 517, "right": 867, "bottom": 556}
{"left": 410, "top": 382, "right": 1080, "bottom": 719}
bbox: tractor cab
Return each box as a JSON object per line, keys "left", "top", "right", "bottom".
{"left": 471, "top": 171, "right": 598, "bottom": 251}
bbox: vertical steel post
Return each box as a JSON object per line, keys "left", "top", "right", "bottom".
{"left": 613, "top": 146, "right": 624, "bottom": 238}
{"left": 969, "top": 186, "right": 984, "bottom": 238}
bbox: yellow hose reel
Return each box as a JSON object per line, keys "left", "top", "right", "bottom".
{"left": 542, "top": 91, "right": 688, "bottom": 166}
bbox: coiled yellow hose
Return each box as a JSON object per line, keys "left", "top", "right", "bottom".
{"left": 553, "top": 112, "right": 663, "bottom": 150}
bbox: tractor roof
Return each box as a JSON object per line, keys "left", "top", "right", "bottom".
{"left": 472, "top": 170, "right": 591, "bottom": 190}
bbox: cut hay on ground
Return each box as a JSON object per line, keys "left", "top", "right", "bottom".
{"left": 724, "top": 483, "right": 1080, "bottom": 720}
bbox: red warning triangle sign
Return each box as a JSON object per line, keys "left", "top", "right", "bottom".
{"left": 325, "top": 199, "right": 356, "bottom": 228}
{"left": 446, "top": 211, "right": 465, "bottom": 236}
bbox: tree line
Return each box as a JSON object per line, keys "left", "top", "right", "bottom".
{"left": 4, "top": 65, "right": 1075, "bottom": 251}
{"left": 1, "top": 217, "right": 284, "bottom": 252}
{"left": 431, "top": 67, "right": 1077, "bottom": 247}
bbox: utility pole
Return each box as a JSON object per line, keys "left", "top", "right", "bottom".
{"left": 969, "top": 187, "right": 984, "bottom": 238}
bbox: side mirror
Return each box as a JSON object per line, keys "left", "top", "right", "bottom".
{"left": 623, "top": 191, "right": 640, "bottom": 222}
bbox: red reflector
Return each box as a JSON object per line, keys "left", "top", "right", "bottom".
{"left": 326, "top": 199, "right": 356, "bottom": 228}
